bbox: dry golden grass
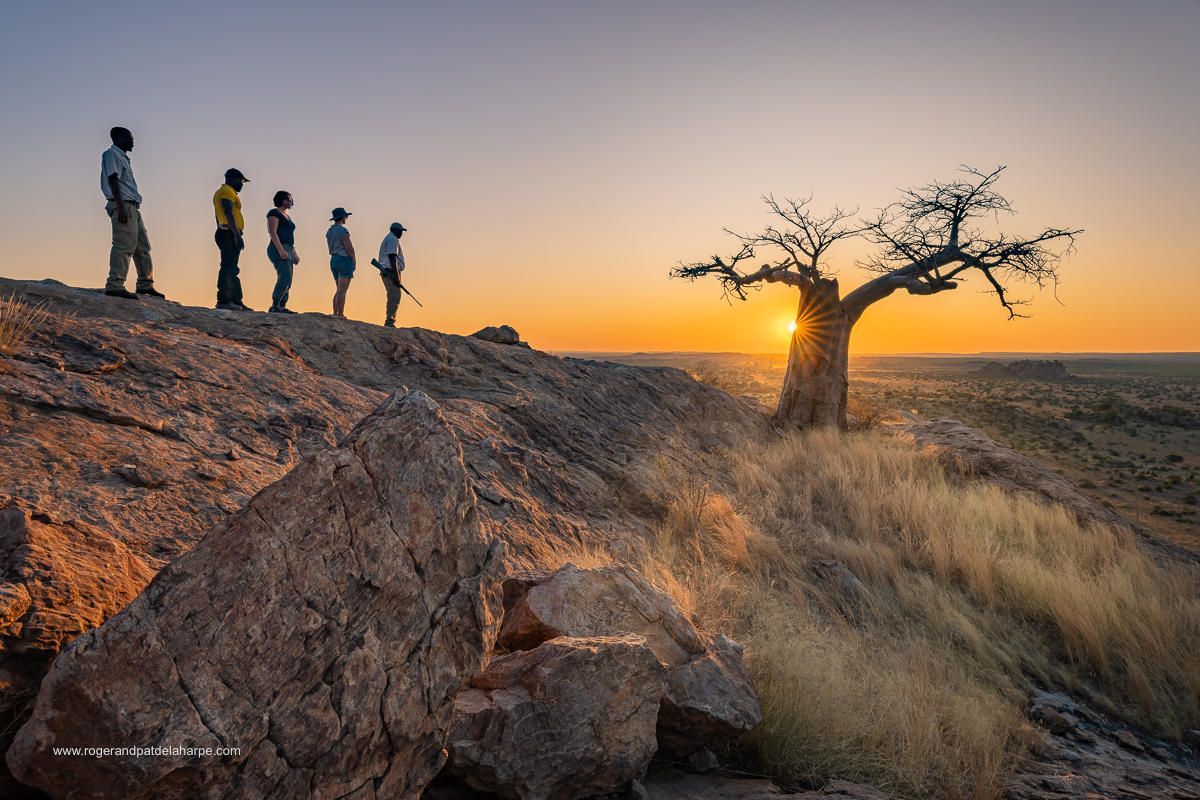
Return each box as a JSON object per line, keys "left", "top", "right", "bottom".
{"left": 0, "top": 294, "right": 54, "bottom": 356}
{"left": 629, "top": 428, "right": 1199, "bottom": 798}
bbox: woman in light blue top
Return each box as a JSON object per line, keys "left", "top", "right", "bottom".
{"left": 326, "top": 207, "right": 355, "bottom": 318}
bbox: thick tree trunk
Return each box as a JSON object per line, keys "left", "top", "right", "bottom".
{"left": 775, "top": 278, "right": 853, "bottom": 428}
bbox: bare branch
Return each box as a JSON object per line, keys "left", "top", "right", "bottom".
{"left": 672, "top": 195, "right": 861, "bottom": 298}
{"left": 858, "top": 165, "right": 1082, "bottom": 318}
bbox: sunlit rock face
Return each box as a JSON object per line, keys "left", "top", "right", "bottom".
{"left": 498, "top": 563, "right": 762, "bottom": 756}
{"left": 7, "top": 392, "right": 505, "bottom": 800}
{"left": 447, "top": 634, "right": 664, "bottom": 800}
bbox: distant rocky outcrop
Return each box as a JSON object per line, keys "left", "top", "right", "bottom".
{"left": 974, "top": 359, "right": 1072, "bottom": 381}
{"left": 7, "top": 392, "right": 505, "bottom": 799}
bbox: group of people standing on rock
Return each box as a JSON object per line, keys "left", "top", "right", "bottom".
{"left": 100, "top": 126, "right": 410, "bottom": 327}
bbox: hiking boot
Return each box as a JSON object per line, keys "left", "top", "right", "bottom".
{"left": 384, "top": 320, "right": 396, "bottom": 328}
{"left": 216, "top": 302, "right": 240, "bottom": 311}
{"left": 136, "top": 287, "right": 166, "bottom": 299}
{"left": 105, "top": 288, "right": 138, "bottom": 300}
{"left": 236, "top": 303, "right": 255, "bottom": 312}
{"left": 268, "top": 306, "right": 296, "bottom": 314}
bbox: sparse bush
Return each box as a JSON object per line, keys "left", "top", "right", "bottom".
{"left": 0, "top": 293, "right": 53, "bottom": 356}
{"left": 846, "top": 396, "right": 886, "bottom": 429}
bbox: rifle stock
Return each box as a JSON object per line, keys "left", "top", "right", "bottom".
{"left": 370, "top": 259, "right": 424, "bottom": 307}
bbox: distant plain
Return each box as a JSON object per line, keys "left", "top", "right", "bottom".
{"left": 564, "top": 352, "right": 1200, "bottom": 554}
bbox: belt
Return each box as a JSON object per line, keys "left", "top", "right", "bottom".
{"left": 108, "top": 199, "right": 139, "bottom": 207}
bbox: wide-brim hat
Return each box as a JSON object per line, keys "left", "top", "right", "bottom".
{"left": 330, "top": 207, "right": 352, "bottom": 221}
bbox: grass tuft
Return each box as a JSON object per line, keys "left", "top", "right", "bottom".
{"left": 0, "top": 293, "right": 54, "bottom": 356}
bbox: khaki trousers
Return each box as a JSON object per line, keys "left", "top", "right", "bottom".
{"left": 106, "top": 204, "right": 154, "bottom": 291}
{"left": 381, "top": 272, "right": 401, "bottom": 324}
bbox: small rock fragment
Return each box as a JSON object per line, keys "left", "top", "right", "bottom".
{"left": 1115, "top": 729, "right": 1144, "bottom": 752}
{"left": 471, "top": 325, "right": 521, "bottom": 345}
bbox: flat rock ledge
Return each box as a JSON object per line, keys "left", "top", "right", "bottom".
{"left": 6, "top": 391, "right": 505, "bottom": 800}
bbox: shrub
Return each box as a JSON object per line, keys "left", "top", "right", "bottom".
{"left": 0, "top": 293, "right": 53, "bottom": 356}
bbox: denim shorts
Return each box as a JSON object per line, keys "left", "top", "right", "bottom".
{"left": 329, "top": 254, "right": 355, "bottom": 278}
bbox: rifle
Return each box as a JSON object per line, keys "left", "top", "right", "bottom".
{"left": 370, "top": 259, "right": 424, "bottom": 307}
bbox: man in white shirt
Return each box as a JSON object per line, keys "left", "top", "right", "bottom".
{"left": 100, "top": 127, "right": 164, "bottom": 300}
{"left": 377, "top": 222, "right": 407, "bottom": 327}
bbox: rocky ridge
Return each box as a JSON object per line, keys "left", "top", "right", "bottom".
{"left": 0, "top": 279, "right": 772, "bottom": 798}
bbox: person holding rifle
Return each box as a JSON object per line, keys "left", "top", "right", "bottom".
{"left": 376, "top": 222, "right": 407, "bottom": 327}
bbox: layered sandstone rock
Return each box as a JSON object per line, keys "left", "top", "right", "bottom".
{"left": 447, "top": 635, "right": 664, "bottom": 799}
{"left": 6, "top": 391, "right": 504, "bottom": 800}
{"left": 497, "top": 563, "right": 762, "bottom": 754}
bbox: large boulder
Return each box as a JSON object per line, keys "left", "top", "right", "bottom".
{"left": 6, "top": 391, "right": 504, "bottom": 800}
{"left": 658, "top": 633, "right": 762, "bottom": 756}
{"left": 447, "top": 635, "right": 663, "bottom": 799}
{"left": 0, "top": 291, "right": 383, "bottom": 785}
{"left": 498, "top": 564, "right": 761, "bottom": 754}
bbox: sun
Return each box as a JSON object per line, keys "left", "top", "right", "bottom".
{"left": 787, "top": 320, "right": 798, "bottom": 333}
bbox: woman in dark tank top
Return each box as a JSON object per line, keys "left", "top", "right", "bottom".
{"left": 267, "top": 191, "right": 298, "bottom": 313}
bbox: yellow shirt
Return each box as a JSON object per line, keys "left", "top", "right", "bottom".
{"left": 213, "top": 184, "right": 244, "bottom": 231}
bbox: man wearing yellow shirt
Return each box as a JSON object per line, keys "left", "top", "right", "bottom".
{"left": 213, "top": 168, "right": 251, "bottom": 311}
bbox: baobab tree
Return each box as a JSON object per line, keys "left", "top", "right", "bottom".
{"left": 672, "top": 166, "right": 1082, "bottom": 428}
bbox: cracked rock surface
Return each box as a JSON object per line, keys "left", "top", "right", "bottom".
{"left": 446, "top": 635, "right": 664, "bottom": 800}
{"left": 6, "top": 391, "right": 504, "bottom": 800}
{"left": 0, "top": 278, "right": 771, "bottom": 793}
{"left": 497, "top": 563, "right": 762, "bottom": 755}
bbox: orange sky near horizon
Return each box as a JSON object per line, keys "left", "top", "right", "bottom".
{"left": 1, "top": 2, "right": 1197, "bottom": 355}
